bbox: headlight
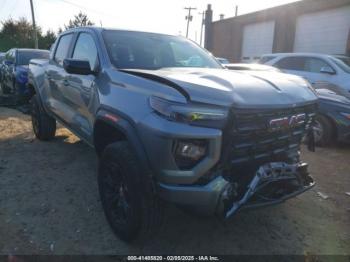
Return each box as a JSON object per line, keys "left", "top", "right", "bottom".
{"left": 149, "top": 96, "right": 228, "bottom": 128}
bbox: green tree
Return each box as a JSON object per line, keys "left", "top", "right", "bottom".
{"left": 0, "top": 17, "right": 56, "bottom": 52}
{"left": 64, "top": 12, "right": 94, "bottom": 30}
{"left": 39, "top": 30, "right": 57, "bottom": 50}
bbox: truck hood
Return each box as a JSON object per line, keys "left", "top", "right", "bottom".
{"left": 122, "top": 68, "right": 318, "bottom": 108}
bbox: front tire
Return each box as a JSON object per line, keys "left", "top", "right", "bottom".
{"left": 98, "top": 142, "right": 163, "bottom": 242}
{"left": 31, "top": 94, "right": 56, "bottom": 141}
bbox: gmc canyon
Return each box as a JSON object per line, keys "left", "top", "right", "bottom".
{"left": 28, "top": 27, "right": 318, "bottom": 242}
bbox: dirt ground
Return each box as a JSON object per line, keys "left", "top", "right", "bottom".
{"left": 0, "top": 107, "right": 349, "bottom": 255}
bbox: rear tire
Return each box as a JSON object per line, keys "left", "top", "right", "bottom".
{"left": 98, "top": 141, "right": 163, "bottom": 242}
{"left": 313, "top": 115, "right": 334, "bottom": 147}
{"left": 31, "top": 94, "right": 56, "bottom": 141}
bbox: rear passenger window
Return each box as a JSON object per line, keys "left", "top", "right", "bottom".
{"left": 274, "top": 57, "right": 306, "bottom": 71}
{"left": 54, "top": 34, "right": 73, "bottom": 66}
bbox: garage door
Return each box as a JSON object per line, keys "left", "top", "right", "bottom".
{"left": 241, "top": 21, "right": 275, "bottom": 62}
{"left": 294, "top": 6, "right": 350, "bottom": 54}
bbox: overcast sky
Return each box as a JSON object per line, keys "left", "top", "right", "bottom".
{"left": 0, "top": 0, "right": 300, "bottom": 42}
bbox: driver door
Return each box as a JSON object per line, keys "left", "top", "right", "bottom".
{"left": 61, "top": 32, "right": 99, "bottom": 142}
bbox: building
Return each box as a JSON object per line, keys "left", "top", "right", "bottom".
{"left": 204, "top": 0, "right": 350, "bottom": 62}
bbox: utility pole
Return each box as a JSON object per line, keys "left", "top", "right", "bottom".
{"left": 29, "top": 0, "right": 38, "bottom": 49}
{"left": 199, "top": 11, "right": 205, "bottom": 46}
{"left": 235, "top": 5, "right": 238, "bottom": 16}
{"left": 184, "top": 7, "right": 197, "bottom": 38}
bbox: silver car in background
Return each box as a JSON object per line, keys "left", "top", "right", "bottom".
{"left": 260, "top": 53, "right": 350, "bottom": 94}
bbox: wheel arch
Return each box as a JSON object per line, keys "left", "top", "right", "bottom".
{"left": 26, "top": 82, "right": 36, "bottom": 98}
{"left": 94, "top": 108, "right": 151, "bottom": 173}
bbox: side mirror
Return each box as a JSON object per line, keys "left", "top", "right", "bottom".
{"left": 320, "top": 66, "right": 335, "bottom": 75}
{"left": 63, "top": 58, "right": 95, "bottom": 75}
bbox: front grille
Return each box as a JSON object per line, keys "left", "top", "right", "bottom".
{"left": 227, "top": 104, "right": 316, "bottom": 166}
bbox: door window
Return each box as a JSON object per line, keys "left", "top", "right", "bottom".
{"left": 72, "top": 33, "right": 98, "bottom": 70}
{"left": 54, "top": 34, "right": 73, "bottom": 66}
{"left": 275, "top": 56, "right": 334, "bottom": 73}
{"left": 274, "top": 57, "right": 305, "bottom": 71}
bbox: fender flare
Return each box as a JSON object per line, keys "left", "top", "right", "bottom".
{"left": 27, "top": 78, "right": 47, "bottom": 109}
{"left": 94, "top": 107, "right": 152, "bottom": 174}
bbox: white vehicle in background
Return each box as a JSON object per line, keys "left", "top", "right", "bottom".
{"left": 259, "top": 53, "right": 350, "bottom": 94}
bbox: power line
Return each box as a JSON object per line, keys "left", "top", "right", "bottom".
{"left": 0, "top": 0, "right": 8, "bottom": 16}
{"left": 55, "top": 0, "right": 116, "bottom": 18}
{"left": 6, "top": 0, "right": 19, "bottom": 19}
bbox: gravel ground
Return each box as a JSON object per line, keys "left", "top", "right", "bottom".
{"left": 0, "top": 107, "right": 349, "bottom": 255}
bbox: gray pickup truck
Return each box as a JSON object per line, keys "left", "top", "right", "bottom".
{"left": 28, "top": 27, "right": 318, "bottom": 242}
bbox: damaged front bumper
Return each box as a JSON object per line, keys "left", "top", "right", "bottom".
{"left": 158, "top": 162, "right": 315, "bottom": 218}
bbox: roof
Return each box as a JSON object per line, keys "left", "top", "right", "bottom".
{"left": 62, "top": 26, "right": 177, "bottom": 37}
{"left": 260, "top": 53, "right": 336, "bottom": 58}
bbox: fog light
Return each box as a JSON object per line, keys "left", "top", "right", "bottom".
{"left": 174, "top": 140, "right": 207, "bottom": 169}
{"left": 177, "top": 141, "right": 206, "bottom": 160}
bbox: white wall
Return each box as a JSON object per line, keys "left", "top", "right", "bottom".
{"left": 294, "top": 6, "right": 350, "bottom": 54}
{"left": 241, "top": 21, "right": 275, "bottom": 62}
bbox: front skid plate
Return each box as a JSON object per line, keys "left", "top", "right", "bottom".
{"left": 224, "top": 162, "right": 315, "bottom": 218}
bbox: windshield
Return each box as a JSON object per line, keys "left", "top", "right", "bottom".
{"left": 330, "top": 56, "right": 350, "bottom": 74}
{"left": 258, "top": 56, "right": 276, "bottom": 64}
{"left": 102, "top": 30, "right": 222, "bottom": 70}
{"left": 17, "top": 50, "right": 49, "bottom": 65}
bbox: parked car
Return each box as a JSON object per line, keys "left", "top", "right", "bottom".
{"left": 225, "top": 63, "right": 281, "bottom": 72}
{"left": 28, "top": 27, "right": 317, "bottom": 242}
{"left": 312, "top": 82, "right": 350, "bottom": 146}
{"left": 0, "top": 48, "right": 49, "bottom": 104}
{"left": 260, "top": 53, "right": 350, "bottom": 94}
{"left": 216, "top": 57, "right": 230, "bottom": 64}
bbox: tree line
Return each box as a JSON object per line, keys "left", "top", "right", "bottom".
{"left": 0, "top": 12, "right": 94, "bottom": 52}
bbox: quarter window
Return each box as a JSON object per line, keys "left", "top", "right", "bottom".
{"left": 54, "top": 34, "right": 73, "bottom": 66}
{"left": 72, "top": 33, "right": 98, "bottom": 70}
